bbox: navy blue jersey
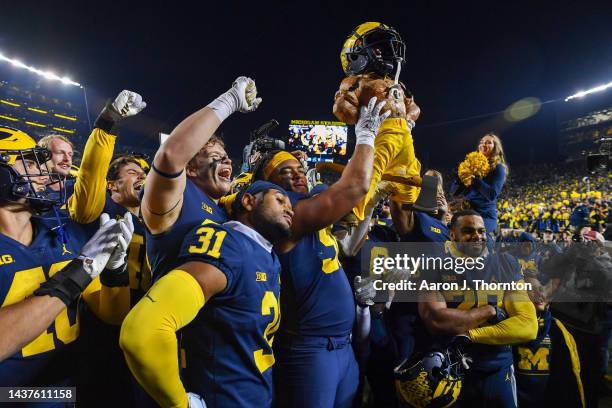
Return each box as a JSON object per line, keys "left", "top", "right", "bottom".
{"left": 177, "top": 221, "right": 280, "bottom": 408}
{"left": 277, "top": 192, "right": 354, "bottom": 338}
{"left": 402, "top": 211, "right": 448, "bottom": 243}
{"left": 102, "top": 194, "right": 151, "bottom": 305}
{"left": 0, "top": 217, "right": 90, "bottom": 386}
{"left": 146, "top": 178, "right": 227, "bottom": 281}
{"left": 426, "top": 249, "right": 524, "bottom": 371}
{"left": 45, "top": 178, "right": 75, "bottom": 206}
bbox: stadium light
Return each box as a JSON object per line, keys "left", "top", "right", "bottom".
{"left": 0, "top": 51, "right": 82, "bottom": 88}
{"left": 565, "top": 81, "right": 612, "bottom": 102}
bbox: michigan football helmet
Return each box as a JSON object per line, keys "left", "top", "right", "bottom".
{"left": 394, "top": 347, "right": 467, "bottom": 408}
{"left": 0, "top": 126, "right": 64, "bottom": 213}
{"left": 340, "top": 22, "right": 406, "bottom": 77}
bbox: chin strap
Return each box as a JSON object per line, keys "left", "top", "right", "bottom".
{"left": 390, "top": 58, "right": 403, "bottom": 100}
{"left": 393, "top": 58, "right": 402, "bottom": 85}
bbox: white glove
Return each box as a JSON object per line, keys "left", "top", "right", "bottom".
{"left": 112, "top": 90, "right": 147, "bottom": 118}
{"left": 355, "top": 97, "right": 391, "bottom": 147}
{"left": 207, "top": 76, "right": 262, "bottom": 122}
{"left": 354, "top": 275, "right": 377, "bottom": 306}
{"left": 78, "top": 214, "right": 123, "bottom": 279}
{"left": 187, "top": 392, "right": 207, "bottom": 408}
{"left": 104, "top": 212, "right": 135, "bottom": 271}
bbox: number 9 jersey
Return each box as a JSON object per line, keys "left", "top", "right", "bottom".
{"left": 177, "top": 220, "right": 281, "bottom": 408}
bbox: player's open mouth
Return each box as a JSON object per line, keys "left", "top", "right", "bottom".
{"left": 134, "top": 182, "right": 144, "bottom": 190}
{"left": 217, "top": 168, "right": 232, "bottom": 182}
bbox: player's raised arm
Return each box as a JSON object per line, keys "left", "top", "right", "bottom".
{"left": 142, "top": 77, "right": 261, "bottom": 234}
{"left": 0, "top": 214, "right": 130, "bottom": 361}
{"left": 281, "top": 97, "right": 388, "bottom": 248}
{"left": 68, "top": 90, "right": 146, "bottom": 223}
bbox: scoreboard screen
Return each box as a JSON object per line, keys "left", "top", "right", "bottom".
{"left": 288, "top": 120, "right": 347, "bottom": 163}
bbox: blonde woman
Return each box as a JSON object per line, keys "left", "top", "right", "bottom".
{"left": 451, "top": 132, "right": 509, "bottom": 235}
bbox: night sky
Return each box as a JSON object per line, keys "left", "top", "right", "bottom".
{"left": 2, "top": 1, "right": 612, "bottom": 169}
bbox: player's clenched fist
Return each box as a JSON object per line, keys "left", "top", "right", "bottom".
{"left": 207, "top": 76, "right": 262, "bottom": 121}
{"left": 94, "top": 90, "right": 146, "bottom": 132}
{"left": 112, "top": 90, "right": 147, "bottom": 118}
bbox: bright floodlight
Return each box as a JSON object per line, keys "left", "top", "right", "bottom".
{"left": 565, "top": 81, "right": 612, "bottom": 102}
{"left": 0, "top": 51, "right": 82, "bottom": 88}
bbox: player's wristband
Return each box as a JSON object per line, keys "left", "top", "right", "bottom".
{"left": 355, "top": 131, "right": 375, "bottom": 148}
{"left": 206, "top": 90, "right": 239, "bottom": 122}
{"left": 406, "top": 119, "right": 416, "bottom": 130}
{"left": 34, "top": 258, "right": 92, "bottom": 306}
{"left": 100, "top": 264, "right": 129, "bottom": 287}
{"left": 93, "top": 101, "right": 122, "bottom": 134}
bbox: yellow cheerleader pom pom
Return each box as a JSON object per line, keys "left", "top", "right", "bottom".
{"left": 458, "top": 151, "right": 490, "bottom": 187}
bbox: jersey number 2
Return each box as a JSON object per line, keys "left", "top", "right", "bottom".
{"left": 254, "top": 291, "right": 280, "bottom": 374}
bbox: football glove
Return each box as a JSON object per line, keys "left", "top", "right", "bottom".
{"left": 355, "top": 97, "right": 391, "bottom": 147}
{"left": 35, "top": 214, "right": 123, "bottom": 305}
{"left": 94, "top": 90, "right": 146, "bottom": 132}
{"left": 207, "top": 76, "right": 262, "bottom": 121}
{"left": 187, "top": 392, "right": 207, "bottom": 408}
{"left": 112, "top": 90, "right": 147, "bottom": 118}
{"left": 100, "top": 212, "right": 135, "bottom": 287}
{"left": 103, "top": 212, "right": 134, "bottom": 271}
{"left": 354, "top": 275, "right": 377, "bottom": 307}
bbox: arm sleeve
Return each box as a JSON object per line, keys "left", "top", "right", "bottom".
{"left": 467, "top": 285, "right": 538, "bottom": 345}
{"left": 119, "top": 270, "right": 205, "bottom": 408}
{"left": 81, "top": 278, "right": 131, "bottom": 326}
{"left": 472, "top": 164, "right": 506, "bottom": 201}
{"left": 68, "top": 128, "right": 117, "bottom": 224}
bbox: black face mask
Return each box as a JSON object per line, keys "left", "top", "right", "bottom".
{"left": 0, "top": 148, "right": 65, "bottom": 214}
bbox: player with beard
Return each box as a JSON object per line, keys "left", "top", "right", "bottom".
{"left": 121, "top": 181, "right": 293, "bottom": 408}
{"left": 141, "top": 76, "right": 260, "bottom": 281}
{"left": 250, "top": 97, "right": 388, "bottom": 407}
{"left": 418, "top": 210, "right": 538, "bottom": 407}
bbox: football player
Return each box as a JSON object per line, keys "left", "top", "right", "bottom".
{"left": 141, "top": 77, "right": 260, "bottom": 281}
{"left": 392, "top": 169, "right": 450, "bottom": 243}
{"left": 419, "top": 210, "right": 538, "bottom": 407}
{"left": 0, "top": 127, "right": 133, "bottom": 390}
{"left": 251, "top": 97, "right": 388, "bottom": 407}
{"left": 334, "top": 22, "right": 422, "bottom": 222}
{"left": 120, "top": 181, "right": 292, "bottom": 408}
{"left": 68, "top": 90, "right": 148, "bottom": 318}
{"left": 37, "top": 134, "right": 75, "bottom": 205}
{"left": 64, "top": 91, "right": 150, "bottom": 406}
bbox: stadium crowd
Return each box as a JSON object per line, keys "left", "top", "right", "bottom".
{"left": 0, "top": 21, "right": 611, "bottom": 408}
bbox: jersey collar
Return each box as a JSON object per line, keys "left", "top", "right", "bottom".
{"left": 224, "top": 220, "right": 273, "bottom": 253}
